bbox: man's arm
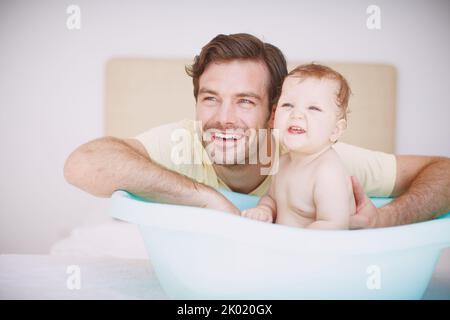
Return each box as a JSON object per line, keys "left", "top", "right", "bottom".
{"left": 63, "top": 136, "right": 240, "bottom": 215}
{"left": 380, "top": 155, "right": 450, "bottom": 225}
{"left": 350, "top": 155, "right": 450, "bottom": 228}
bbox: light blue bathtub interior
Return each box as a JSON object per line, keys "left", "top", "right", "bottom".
{"left": 110, "top": 189, "right": 450, "bottom": 299}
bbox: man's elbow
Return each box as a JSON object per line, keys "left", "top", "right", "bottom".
{"left": 64, "top": 137, "right": 128, "bottom": 197}
{"left": 64, "top": 152, "right": 111, "bottom": 197}
{"left": 63, "top": 148, "right": 90, "bottom": 190}
{"left": 63, "top": 138, "right": 105, "bottom": 186}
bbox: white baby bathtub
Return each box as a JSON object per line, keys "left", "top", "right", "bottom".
{"left": 110, "top": 190, "right": 450, "bottom": 299}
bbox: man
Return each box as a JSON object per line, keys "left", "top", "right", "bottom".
{"left": 64, "top": 33, "right": 450, "bottom": 228}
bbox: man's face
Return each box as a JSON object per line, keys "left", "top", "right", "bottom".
{"left": 274, "top": 77, "right": 343, "bottom": 154}
{"left": 196, "top": 59, "right": 271, "bottom": 165}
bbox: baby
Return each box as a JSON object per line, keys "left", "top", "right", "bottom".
{"left": 242, "top": 63, "right": 356, "bottom": 229}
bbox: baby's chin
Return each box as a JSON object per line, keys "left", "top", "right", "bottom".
{"left": 283, "top": 144, "right": 310, "bottom": 154}
{"left": 281, "top": 140, "right": 309, "bottom": 154}
{"left": 281, "top": 138, "right": 331, "bottom": 155}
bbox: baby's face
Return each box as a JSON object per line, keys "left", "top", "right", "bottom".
{"left": 274, "top": 77, "right": 345, "bottom": 154}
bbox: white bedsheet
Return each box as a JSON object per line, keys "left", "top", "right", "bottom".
{"left": 50, "top": 218, "right": 149, "bottom": 259}
{"left": 33, "top": 219, "right": 450, "bottom": 299}
{"left": 0, "top": 254, "right": 166, "bottom": 299}
{"left": 0, "top": 252, "right": 449, "bottom": 299}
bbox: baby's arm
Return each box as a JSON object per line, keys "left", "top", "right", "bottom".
{"left": 241, "top": 181, "right": 277, "bottom": 223}
{"left": 307, "top": 163, "right": 354, "bottom": 230}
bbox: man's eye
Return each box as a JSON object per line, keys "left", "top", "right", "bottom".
{"left": 204, "top": 97, "right": 216, "bottom": 101}
{"left": 309, "top": 106, "right": 322, "bottom": 111}
{"left": 239, "top": 99, "right": 254, "bottom": 105}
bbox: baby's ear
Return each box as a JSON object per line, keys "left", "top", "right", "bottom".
{"left": 330, "top": 119, "right": 347, "bottom": 143}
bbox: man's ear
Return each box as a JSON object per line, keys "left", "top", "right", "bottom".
{"left": 268, "top": 104, "right": 277, "bottom": 129}
{"left": 330, "top": 119, "right": 347, "bottom": 143}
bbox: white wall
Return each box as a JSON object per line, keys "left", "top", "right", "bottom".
{"left": 1, "top": 0, "right": 449, "bottom": 253}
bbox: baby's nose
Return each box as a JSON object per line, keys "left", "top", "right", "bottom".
{"left": 291, "top": 110, "right": 305, "bottom": 119}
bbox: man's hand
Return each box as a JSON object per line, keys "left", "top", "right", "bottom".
{"left": 201, "top": 187, "right": 241, "bottom": 216}
{"left": 349, "top": 176, "right": 380, "bottom": 229}
{"left": 350, "top": 156, "right": 450, "bottom": 229}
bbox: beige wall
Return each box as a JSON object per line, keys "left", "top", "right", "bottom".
{"left": 105, "top": 59, "right": 396, "bottom": 153}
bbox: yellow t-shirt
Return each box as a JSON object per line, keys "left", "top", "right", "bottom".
{"left": 134, "top": 119, "right": 396, "bottom": 197}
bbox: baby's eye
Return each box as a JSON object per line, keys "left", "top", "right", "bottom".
{"left": 280, "top": 103, "right": 294, "bottom": 108}
{"left": 309, "top": 106, "right": 322, "bottom": 112}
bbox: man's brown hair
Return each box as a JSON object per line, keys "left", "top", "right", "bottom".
{"left": 287, "top": 63, "right": 351, "bottom": 120}
{"left": 186, "top": 33, "right": 287, "bottom": 110}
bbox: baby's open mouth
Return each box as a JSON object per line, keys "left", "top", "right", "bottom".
{"left": 288, "top": 126, "right": 306, "bottom": 134}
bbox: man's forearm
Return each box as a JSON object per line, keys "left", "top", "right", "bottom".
{"left": 378, "top": 157, "right": 450, "bottom": 227}
{"left": 64, "top": 137, "right": 210, "bottom": 207}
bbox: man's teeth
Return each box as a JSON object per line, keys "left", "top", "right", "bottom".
{"left": 215, "top": 132, "right": 242, "bottom": 140}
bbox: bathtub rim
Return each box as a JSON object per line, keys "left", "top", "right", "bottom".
{"left": 110, "top": 190, "right": 450, "bottom": 255}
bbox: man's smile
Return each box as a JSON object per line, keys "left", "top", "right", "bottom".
{"left": 211, "top": 130, "right": 246, "bottom": 148}
{"left": 213, "top": 132, "right": 244, "bottom": 141}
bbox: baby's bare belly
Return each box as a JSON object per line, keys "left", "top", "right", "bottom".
{"left": 276, "top": 208, "right": 315, "bottom": 228}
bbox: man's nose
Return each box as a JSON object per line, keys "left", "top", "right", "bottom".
{"left": 216, "top": 100, "right": 238, "bottom": 125}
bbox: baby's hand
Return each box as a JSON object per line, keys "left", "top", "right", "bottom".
{"left": 241, "top": 207, "right": 273, "bottom": 223}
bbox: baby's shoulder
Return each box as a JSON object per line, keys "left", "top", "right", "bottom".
{"left": 314, "top": 150, "right": 353, "bottom": 197}
{"left": 315, "top": 149, "right": 348, "bottom": 178}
